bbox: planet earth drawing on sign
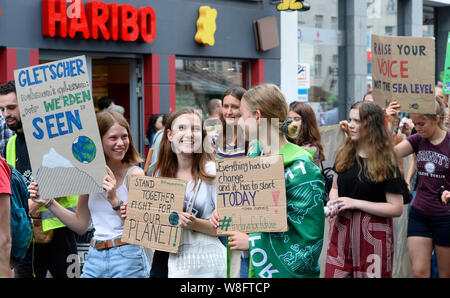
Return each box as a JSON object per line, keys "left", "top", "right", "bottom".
{"left": 72, "top": 136, "right": 96, "bottom": 164}
{"left": 169, "top": 212, "right": 179, "bottom": 226}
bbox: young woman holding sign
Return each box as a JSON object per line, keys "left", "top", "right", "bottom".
{"left": 123, "top": 106, "right": 226, "bottom": 278}
{"left": 211, "top": 83, "right": 325, "bottom": 278}
{"left": 324, "top": 101, "right": 404, "bottom": 278}
{"left": 28, "top": 110, "right": 150, "bottom": 278}
{"left": 394, "top": 97, "right": 450, "bottom": 278}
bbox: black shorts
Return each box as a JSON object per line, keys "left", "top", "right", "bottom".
{"left": 407, "top": 206, "right": 450, "bottom": 247}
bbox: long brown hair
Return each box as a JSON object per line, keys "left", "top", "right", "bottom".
{"left": 152, "top": 107, "right": 215, "bottom": 185}
{"left": 96, "top": 110, "right": 143, "bottom": 164}
{"left": 291, "top": 102, "right": 325, "bottom": 162}
{"left": 218, "top": 87, "right": 246, "bottom": 150}
{"left": 335, "top": 101, "right": 398, "bottom": 182}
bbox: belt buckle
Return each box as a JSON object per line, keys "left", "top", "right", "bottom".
{"left": 91, "top": 239, "right": 107, "bottom": 251}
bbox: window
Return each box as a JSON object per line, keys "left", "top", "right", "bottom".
{"left": 385, "top": 26, "right": 394, "bottom": 36}
{"left": 314, "top": 54, "right": 322, "bottom": 78}
{"left": 298, "top": 0, "right": 341, "bottom": 126}
{"left": 314, "top": 15, "right": 324, "bottom": 28}
{"left": 175, "top": 58, "right": 248, "bottom": 115}
{"left": 423, "top": 5, "right": 434, "bottom": 37}
{"left": 386, "top": 0, "right": 396, "bottom": 14}
{"left": 331, "top": 16, "right": 337, "bottom": 28}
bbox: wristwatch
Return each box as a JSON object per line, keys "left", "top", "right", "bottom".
{"left": 112, "top": 200, "right": 124, "bottom": 211}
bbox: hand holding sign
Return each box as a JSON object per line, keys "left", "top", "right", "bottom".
{"left": 103, "top": 166, "right": 117, "bottom": 202}
{"left": 222, "top": 231, "right": 249, "bottom": 251}
{"left": 178, "top": 212, "right": 196, "bottom": 229}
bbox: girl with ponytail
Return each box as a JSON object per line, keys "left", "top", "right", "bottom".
{"left": 211, "top": 84, "right": 325, "bottom": 278}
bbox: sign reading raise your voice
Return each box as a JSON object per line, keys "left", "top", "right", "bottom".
{"left": 371, "top": 34, "right": 435, "bottom": 114}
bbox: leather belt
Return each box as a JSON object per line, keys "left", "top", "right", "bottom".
{"left": 90, "top": 238, "right": 127, "bottom": 251}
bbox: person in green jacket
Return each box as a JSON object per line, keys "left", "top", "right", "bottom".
{"left": 211, "top": 83, "right": 325, "bottom": 278}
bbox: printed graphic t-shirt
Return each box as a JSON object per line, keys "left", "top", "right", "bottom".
{"left": 407, "top": 132, "right": 450, "bottom": 216}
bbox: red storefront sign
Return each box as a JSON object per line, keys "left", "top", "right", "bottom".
{"left": 42, "top": 0, "right": 156, "bottom": 43}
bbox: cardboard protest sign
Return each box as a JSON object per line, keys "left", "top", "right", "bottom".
{"left": 13, "top": 55, "right": 106, "bottom": 198}
{"left": 443, "top": 32, "right": 450, "bottom": 95}
{"left": 122, "top": 176, "right": 186, "bottom": 253}
{"left": 216, "top": 155, "right": 288, "bottom": 234}
{"left": 371, "top": 34, "right": 435, "bottom": 114}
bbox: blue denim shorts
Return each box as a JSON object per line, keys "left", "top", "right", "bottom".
{"left": 81, "top": 238, "right": 150, "bottom": 278}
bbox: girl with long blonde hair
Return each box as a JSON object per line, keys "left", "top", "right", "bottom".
{"left": 394, "top": 97, "right": 449, "bottom": 278}
{"left": 211, "top": 84, "right": 325, "bottom": 278}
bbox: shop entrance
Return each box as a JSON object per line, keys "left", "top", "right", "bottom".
{"left": 39, "top": 52, "right": 144, "bottom": 154}
{"left": 91, "top": 57, "right": 143, "bottom": 152}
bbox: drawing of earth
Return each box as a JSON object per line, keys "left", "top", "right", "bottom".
{"left": 169, "top": 212, "right": 179, "bottom": 226}
{"left": 72, "top": 136, "right": 96, "bottom": 164}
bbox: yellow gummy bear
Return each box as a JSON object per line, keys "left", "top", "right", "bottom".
{"left": 277, "top": 0, "right": 304, "bottom": 11}
{"left": 195, "top": 6, "right": 217, "bottom": 46}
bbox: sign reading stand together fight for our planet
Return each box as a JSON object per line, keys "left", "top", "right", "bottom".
{"left": 371, "top": 34, "right": 436, "bottom": 114}
{"left": 216, "top": 155, "right": 288, "bottom": 234}
{"left": 122, "top": 176, "right": 186, "bottom": 253}
{"left": 13, "top": 55, "right": 106, "bottom": 199}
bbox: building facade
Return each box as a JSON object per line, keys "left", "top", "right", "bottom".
{"left": 283, "top": 0, "right": 449, "bottom": 125}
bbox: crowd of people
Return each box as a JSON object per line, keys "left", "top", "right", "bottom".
{"left": 0, "top": 78, "right": 448, "bottom": 278}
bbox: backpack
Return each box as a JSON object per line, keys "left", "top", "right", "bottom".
{"left": 8, "top": 164, "right": 32, "bottom": 260}
{"left": 320, "top": 161, "right": 335, "bottom": 205}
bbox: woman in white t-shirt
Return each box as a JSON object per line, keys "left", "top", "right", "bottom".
{"left": 28, "top": 110, "right": 149, "bottom": 278}
{"left": 123, "top": 106, "right": 226, "bottom": 278}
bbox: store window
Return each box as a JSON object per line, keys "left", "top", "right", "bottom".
{"left": 298, "top": 0, "right": 342, "bottom": 126}
{"left": 366, "top": 0, "right": 398, "bottom": 91}
{"left": 175, "top": 58, "right": 248, "bottom": 117}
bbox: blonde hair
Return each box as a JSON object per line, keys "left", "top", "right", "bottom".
{"left": 242, "top": 84, "right": 294, "bottom": 135}
{"left": 422, "top": 96, "right": 446, "bottom": 129}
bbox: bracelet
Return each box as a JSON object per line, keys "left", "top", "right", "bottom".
{"left": 112, "top": 200, "right": 124, "bottom": 211}
{"left": 44, "top": 198, "right": 54, "bottom": 209}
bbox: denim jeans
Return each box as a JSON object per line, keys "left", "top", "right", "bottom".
{"left": 240, "top": 255, "right": 250, "bottom": 278}
{"left": 81, "top": 240, "right": 150, "bottom": 278}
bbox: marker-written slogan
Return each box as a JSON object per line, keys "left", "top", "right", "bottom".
{"left": 371, "top": 34, "right": 435, "bottom": 114}
{"left": 216, "top": 155, "right": 288, "bottom": 234}
{"left": 122, "top": 176, "right": 186, "bottom": 253}
{"left": 13, "top": 55, "right": 106, "bottom": 199}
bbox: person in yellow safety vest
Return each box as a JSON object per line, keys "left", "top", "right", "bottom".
{"left": 0, "top": 81, "right": 78, "bottom": 278}
{"left": 5, "top": 134, "right": 78, "bottom": 231}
